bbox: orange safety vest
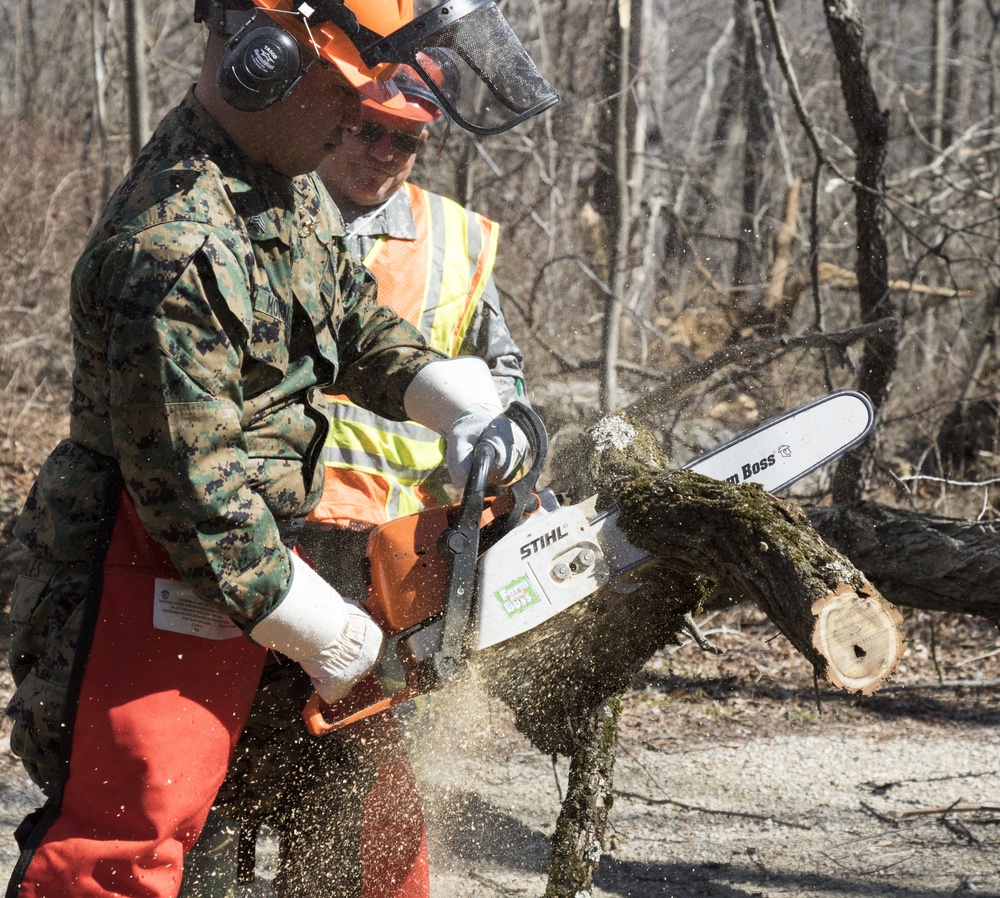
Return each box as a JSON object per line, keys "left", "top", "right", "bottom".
{"left": 310, "top": 183, "right": 500, "bottom": 528}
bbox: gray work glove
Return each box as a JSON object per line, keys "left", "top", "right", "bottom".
{"left": 404, "top": 356, "right": 528, "bottom": 486}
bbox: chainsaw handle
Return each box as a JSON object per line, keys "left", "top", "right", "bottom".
{"left": 431, "top": 403, "right": 548, "bottom": 683}
{"left": 493, "top": 401, "right": 548, "bottom": 537}
{"left": 302, "top": 668, "right": 422, "bottom": 736}
{"left": 433, "top": 440, "right": 492, "bottom": 682}
{"left": 451, "top": 439, "right": 496, "bottom": 540}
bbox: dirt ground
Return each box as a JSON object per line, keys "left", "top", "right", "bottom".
{"left": 414, "top": 609, "right": 1000, "bottom": 898}
{"left": 0, "top": 603, "right": 998, "bottom": 898}
{"left": 0, "top": 400, "right": 999, "bottom": 896}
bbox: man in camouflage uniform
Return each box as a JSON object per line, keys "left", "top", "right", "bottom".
{"left": 3, "top": 3, "right": 537, "bottom": 897}
{"left": 179, "top": 55, "right": 529, "bottom": 898}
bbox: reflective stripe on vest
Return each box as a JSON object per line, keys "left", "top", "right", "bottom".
{"left": 316, "top": 184, "right": 500, "bottom": 526}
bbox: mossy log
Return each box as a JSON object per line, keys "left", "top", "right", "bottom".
{"left": 477, "top": 414, "right": 903, "bottom": 755}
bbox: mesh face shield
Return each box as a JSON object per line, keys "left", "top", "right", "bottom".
{"left": 355, "top": 0, "right": 559, "bottom": 135}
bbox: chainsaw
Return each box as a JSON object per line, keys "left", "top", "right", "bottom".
{"left": 302, "top": 390, "right": 875, "bottom": 735}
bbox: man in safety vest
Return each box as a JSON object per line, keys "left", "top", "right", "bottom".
{"left": 5, "top": 2, "right": 556, "bottom": 897}
{"left": 308, "top": 52, "right": 527, "bottom": 566}
{"left": 178, "top": 52, "right": 529, "bottom": 898}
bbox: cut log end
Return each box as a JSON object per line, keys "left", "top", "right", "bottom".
{"left": 811, "top": 584, "right": 905, "bottom": 696}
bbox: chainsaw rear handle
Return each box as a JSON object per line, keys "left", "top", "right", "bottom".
{"left": 494, "top": 401, "right": 548, "bottom": 536}
{"left": 302, "top": 666, "right": 422, "bottom": 736}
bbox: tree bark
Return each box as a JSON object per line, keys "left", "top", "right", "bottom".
{"left": 543, "top": 698, "right": 621, "bottom": 898}
{"left": 88, "top": 0, "right": 114, "bottom": 207}
{"left": 807, "top": 502, "right": 1000, "bottom": 621}
{"left": 824, "top": 0, "right": 895, "bottom": 504}
{"left": 760, "top": 175, "right": 802, "bottom": 333}
{"left": 733, "top": 0, "right": 770, "bottom": 305}
{"left": 594, "top": 0, "right": 633, "bottom": 413}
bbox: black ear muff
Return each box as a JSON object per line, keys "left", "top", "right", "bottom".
{"left": 217, "top": 21, "right": 304, "bottom": 113}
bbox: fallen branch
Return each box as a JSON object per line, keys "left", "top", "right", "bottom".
{"left": 482, "top": 414, "right": 903, "bottom": 754}
{"left": 615, "top": 790, "right": 813, "bottom": 830}
{"left": 899, "top": 803, "right": 1000, "bottom": 818}
{"left": 806, "top": 501, "right": 1000, "bottom": 618}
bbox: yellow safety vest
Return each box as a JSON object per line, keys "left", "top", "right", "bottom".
{"left": 310, "top": 183, "right": 500, "bottom": 527}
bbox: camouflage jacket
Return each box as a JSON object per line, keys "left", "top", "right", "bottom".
{"left": 13, "top": 89, "right": 441, "bottom": 630}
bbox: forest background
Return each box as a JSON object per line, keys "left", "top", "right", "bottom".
{"left": 3, "top": 3, "right": 1000, "bottom": 895}
{"left": 4, "top": 0, "right": 1000, "bottom": 519}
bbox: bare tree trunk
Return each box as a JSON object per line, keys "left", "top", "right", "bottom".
{"left": 711, "top": 0, "right": 749, "bottom": 155}
{"left": 761, "top": 175, "right": 802, "bottom": 333}
{"left": 452, "top": 134, "right": 476, "bottom": 210}
{"left": 985, "top": 1, "right": 1000, "bottom": 118}
{"left": 931, "top": 0, "right": 950, "bottom": 152}
{"left": 825, "top": 0, "right": 895, "bottom": 505}
{"left": 124, "top": 0, "right": 151, "bottom": 160}
{"left": 595, "top": 0, "right": 633, "bottom": 413}
{"left": 622, "top": 0, "right": 658, "bottom": 367}
{"left": 733, "top": 0, "right": 770, "bottom": 305}
{"left": 15, "top": 0, "right": 39, "bottom": 118}
{"left": 668, "top": 16, "right": 733, "bottom": 249}
{"left": 89, "top": 0, "right": 114, "bottom": 207}
{"left": 943, "top": 0, "right": 973, "bottom": 148}
{"left": 543, "top": 697, "right": 621, "bottom": 898}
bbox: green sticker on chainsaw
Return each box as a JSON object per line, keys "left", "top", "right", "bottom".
{"left": 494, "top": 575, "right": 541, "bottom": 618}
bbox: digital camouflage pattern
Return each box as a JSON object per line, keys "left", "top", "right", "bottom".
{"left": 6, "top": 88, "right": 443, "bottom": 793}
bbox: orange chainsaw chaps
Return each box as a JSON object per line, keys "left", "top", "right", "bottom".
{"left": 363, "top": 493, "right": 513, "bottom": 634}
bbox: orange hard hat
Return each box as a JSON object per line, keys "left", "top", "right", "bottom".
{"left": 363, "top": 48, "right": 460, "bottom": 123}
{"left": 250, "top": 0, "right": 412, "bottom": 107}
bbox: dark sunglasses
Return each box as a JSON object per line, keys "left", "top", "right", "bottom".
{"left": 353, "top": 120, "right": 426, "bottom": 155}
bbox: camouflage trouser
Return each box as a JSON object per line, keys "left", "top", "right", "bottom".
{"left": 180, "top": 525, "right": 396, "bottom": 898}
{"left": 7, "top": 562, "right": 93, "bottom": 797}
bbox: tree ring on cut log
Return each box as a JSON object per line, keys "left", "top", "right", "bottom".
{"left": 810, "top": 583, "right": 904, "bottom": 695}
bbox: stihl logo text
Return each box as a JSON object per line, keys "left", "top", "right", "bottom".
{"left": 519, "top": 525, "right": 570, "bottom": 559}
{"left": 724, "top": 453, "right": 777, "bottom": 485}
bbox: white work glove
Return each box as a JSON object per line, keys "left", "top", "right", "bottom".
{"left": 248, "top": 552, "right": 385, "bottom": 705}
{"left": 403, "top": 356, "right": 529, "bottom": 486}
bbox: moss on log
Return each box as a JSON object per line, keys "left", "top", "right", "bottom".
{"left": 479, "top": 414, "right": 903, "bottom": 756}
{"left": 543, "top": 697, "right": 621, "bottom": 898}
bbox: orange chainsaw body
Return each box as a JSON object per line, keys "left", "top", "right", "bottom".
{"left": 303, "top": 402, "right": 546, "bottom": 737}
{"left": 301, "top": 492, "right": 516, "bottom": 737}
{"left": 362, "top": 493, "right": 513, "bottom": 634}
